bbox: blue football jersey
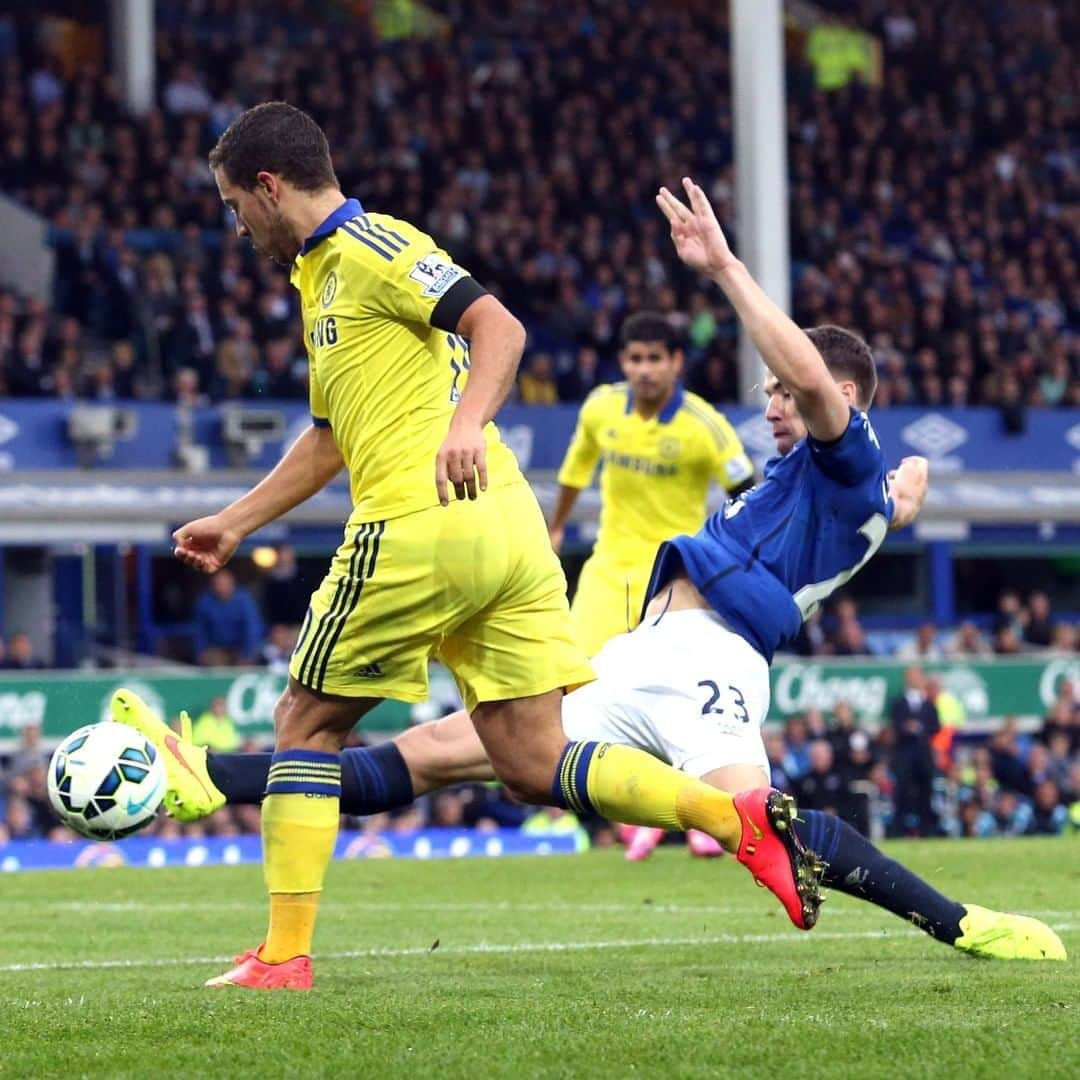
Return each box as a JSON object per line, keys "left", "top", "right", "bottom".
{"left": 644, "top": 408, "right": 894, "bottom": 661}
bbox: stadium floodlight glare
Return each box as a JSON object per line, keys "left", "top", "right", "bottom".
{"left": 67, "top": 405, "right": 138, "bottom": 466}
{"left": 222, "top": 406, "right": 286, "bottom": 467}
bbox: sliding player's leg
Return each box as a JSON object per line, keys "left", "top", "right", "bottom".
{"left": 116, "top": 689, "right": 492, "bottom": 820}
{"left": 785, "top": 808, "right": 1064, "bottom": 959}
{"left": 688, "top": 757, "right": 1064, "bottom": 961}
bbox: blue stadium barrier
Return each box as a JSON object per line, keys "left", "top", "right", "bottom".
{"left": 0, "top": 829, "right": 580, "bottom": 872}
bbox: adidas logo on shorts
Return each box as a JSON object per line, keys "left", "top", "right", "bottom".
{"left": 355, "top": 662, "right": 383, "bottom": 678}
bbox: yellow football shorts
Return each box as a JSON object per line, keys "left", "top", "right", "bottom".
{"left": 290, "top": 481, "right": 595, "bottom": 712}
{"left": 569, "top": 553, "right": 654, "bottom": 658}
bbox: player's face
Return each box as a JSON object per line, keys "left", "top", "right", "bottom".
{"left": 619, "top": 340, "right": 682, "bottom": 406}
{"left": 214, "top": 168, "right": 299, "bottom": 266}
{"left": 763, "top": 375, "right": 806, "bottom": 455}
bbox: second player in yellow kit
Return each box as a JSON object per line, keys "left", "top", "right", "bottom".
{"left": 289, "top": 202, "right": 589, "bottom": 709}
{"left": 549, "top": 313, "right": 754, "bottom": 655}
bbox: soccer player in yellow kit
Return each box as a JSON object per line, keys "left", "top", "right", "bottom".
{"left": 146, "top": 104, "right": 819, "bottom": 990}
{"left": 549, "top": 311, "right": 754, "bottom": 656}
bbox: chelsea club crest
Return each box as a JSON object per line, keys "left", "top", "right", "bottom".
{"left": 321, "top": 271, "right": 338, "bottom": 308}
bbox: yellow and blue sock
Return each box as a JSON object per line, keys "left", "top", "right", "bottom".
{"left": 553, "top": 741, "right": 742, "bottom": 850}
{"left": 259, "top": 749, "right": 341, "bottom": 964}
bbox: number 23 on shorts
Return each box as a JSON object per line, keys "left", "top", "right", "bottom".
{"left": 697, "top": 680, "right": 750, "bottom": 723}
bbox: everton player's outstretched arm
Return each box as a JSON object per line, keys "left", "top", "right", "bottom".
{"left": 656, "top": 177, "right": 850, "bottom": 442}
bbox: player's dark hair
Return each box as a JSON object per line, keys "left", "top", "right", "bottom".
{"left": 620, "top": 311, "right": 680, "bottom": 352}
{"left": 208, "top": 102, "right": 338, "bottom": 192}
{"left": 805, "top": 325, "right": 877, "bottom": 409}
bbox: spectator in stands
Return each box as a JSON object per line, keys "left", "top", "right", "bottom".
{"left": 1049, "top": 622, "right": 1076, "bottom": 653}
{"left": 897, "top": 622, "right": 943, "bottom": 661}
{"left": 262, "top": 623, "right": 297, "bottom": 676}
{"left": 828, "top": 700, "right": 873, "bottom": 774}
{"left": 1031, "top": 780, "right": 1068, "bottom": 835}
{"left": 191, "top": 695, "right": 241, "bottom": 752}
{"left": 261, "top": 544, "right": 307, "bottom": 629}
{"left": 193, "top": 568, "right": 264, "bottom": 666}
{"left": 782, "top": 714, "right": 812, "bottom": 781}
{"left": 994, "top": 589, "right": 1027, "bottom": 640}
{"left": 764, "top": 731, "right": 791, "bottom": 792}
{"left": 7, "top": 723, "right": 46, "bottom": 777}
{"left": 993, "top": 623, "right": 1024, "bottom": 656}
{"left": 945, "top": 620, "right": 993, "bottom": 659}
{"left": 793, "top": 740, "right": 851, "bottom": 822}
{"left": 993, "top": 790, "right": 1034, "bottom": 837}
{"left": 827, "top": 596, "right": 873, "bottom": 656}
{"left": 926, "top": 675, "right": 966, "bottom": 772}
{"left": 831, "top": 614, "right": 873, "bottom": 657}
{"left": 1041, "top": 688, "right": 1079, "bottom": 755}
{"left": 517, "top": 352, "right": 560, "bottom": 404}
{"left": 1024, "top": 591, "right": 1055, "bottom": 648}
{"left": 1042, "top": 732, "right": 1074, "bottom": 792}
{"left": 1, "top": 1, "right": 1075, "bottom": 409}
{"left": 0, "top": 633, "right": 46, "bottom": 670}
{"left": 889, "top": 666, "right": 940, "bottom": 836}
{"left": 989, "top": 720, "right": 1033, "bottom": 795}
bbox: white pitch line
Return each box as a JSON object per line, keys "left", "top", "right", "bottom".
{"left": 1, "top": 925, "right": 1075, "bottom": 975}
{"left": 13, "top": 900, "right": 1080, "bottom": 919}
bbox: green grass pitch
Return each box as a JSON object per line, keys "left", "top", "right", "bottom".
{"left": 2, "top": 837, "right": 1078, "bottom": 1079}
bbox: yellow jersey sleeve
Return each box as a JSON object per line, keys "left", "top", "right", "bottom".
{"left": 557, "top": 388, "right": 608, "bottom": 488}
{"left": 343, "top": 214, "right": 484, "bottom": 331}
{"left": 683, "top": 394, "right": 754, "bottom": 493}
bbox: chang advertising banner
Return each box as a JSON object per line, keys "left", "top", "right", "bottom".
{"left": 0, "top": 670, "right": 411, "bottom": 745}
{"left": 2, "top": 657, "right": 1076, "bottom": 745}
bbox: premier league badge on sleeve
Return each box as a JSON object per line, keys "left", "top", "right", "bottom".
{"left": 408, "top": 254, "right": 465, "bottom": 298}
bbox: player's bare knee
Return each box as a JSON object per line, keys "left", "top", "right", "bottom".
{"left": 489, "top": 756, "right": 554, "bottom": 806}
{"left": 273, "top": 682, "right": 338, "bottom": 751}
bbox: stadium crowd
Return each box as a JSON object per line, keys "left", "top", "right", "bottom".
{"left": 0, "top": 0, "right": 1075, "bottom": 408}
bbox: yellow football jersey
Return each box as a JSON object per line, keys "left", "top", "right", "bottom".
{"left": 557, "top": 382, "right": 753, "bottom": 567}
{"left": 291, "top": 198, "right": 522, "bottom": 521}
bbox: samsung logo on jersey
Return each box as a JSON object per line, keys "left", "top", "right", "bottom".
{"left": 602, "top": 451, "right": 678, "bottom": 477}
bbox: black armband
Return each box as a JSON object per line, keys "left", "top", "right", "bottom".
{"left": 431, "top": 276, "right": 488, "bottom": 332}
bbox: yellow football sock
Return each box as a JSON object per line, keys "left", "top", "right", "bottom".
{"left": 263, "top": 893, "right": 321, "bottom": 964}
{"left": 259, "top": 790, "right": 340, "bottom": 962}
{"left": 564, "top": 742, "right": 743, "bottom": 851}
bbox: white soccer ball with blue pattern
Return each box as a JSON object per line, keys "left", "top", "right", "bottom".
{"left": 47, "top": 721, "right": 165, "bottom": 840}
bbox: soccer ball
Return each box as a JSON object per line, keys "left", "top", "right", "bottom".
{"left": 47, "top": 722, "right": 165, "bottom": 840}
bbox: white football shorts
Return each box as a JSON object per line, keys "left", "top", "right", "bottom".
{"left": 561, "top": 607, "right": 770, "bottom": 778}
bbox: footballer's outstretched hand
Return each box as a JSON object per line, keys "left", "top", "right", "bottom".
{"left": 656, "top": 177, "right": 737, "bottom": 278}
{"left": 172, "top": 514, "right": 243, "bottom": 573}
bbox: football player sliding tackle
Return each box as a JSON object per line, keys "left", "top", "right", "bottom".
{"left": 117, "top": 177, "right": 1064, "bottom": 964}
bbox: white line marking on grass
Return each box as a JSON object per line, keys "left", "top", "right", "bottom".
{"left": 1, "top": 924, "right": 1075, "bottom": 974}
{"left": 16, "top": 900, "right": 1080, "bottom": 919}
